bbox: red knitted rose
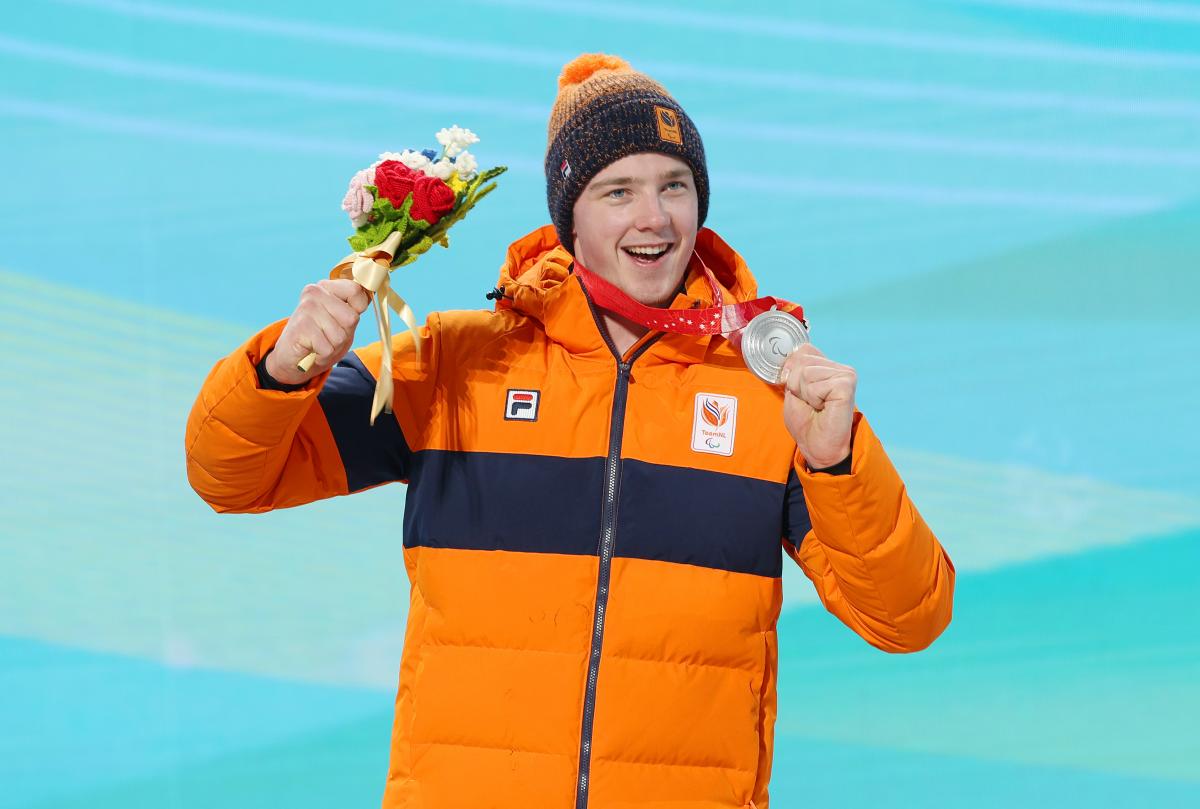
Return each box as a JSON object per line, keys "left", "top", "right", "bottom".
{"left": 409, "top": 174, "right": 456, "bottom": 225}
{"left": 373, "top": 160, "right": 456, "bottom": 226}
{"left": 374, "top": 160, "right": 420, "bottom": 210}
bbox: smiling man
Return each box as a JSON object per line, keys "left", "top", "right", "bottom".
{"left": 570, "top": 153, "right": 699, "bottom": 354}
{"left": 186, "top": 53, "right": 955, "bottom": 809}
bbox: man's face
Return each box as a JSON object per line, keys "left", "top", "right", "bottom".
{"left": 571, "top": 152, "right": 699, "bottom": 308}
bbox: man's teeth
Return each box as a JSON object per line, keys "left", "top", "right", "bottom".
{"left": 626, "top": 244, "right": 670, "bottom": 256}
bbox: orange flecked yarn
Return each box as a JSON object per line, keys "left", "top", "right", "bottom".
{"left": 547, "top": 52, "right": 673, "bottom": 149}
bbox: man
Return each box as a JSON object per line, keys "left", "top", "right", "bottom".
{"left": 186, "top": 53, "right": 954, "bottom": 809}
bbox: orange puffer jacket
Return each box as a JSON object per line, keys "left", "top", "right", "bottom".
{"left": 185, "top": 224, "right": 955, "bottom": 809}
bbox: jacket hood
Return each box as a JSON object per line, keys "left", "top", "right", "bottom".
{"left": 492, "top": 224, "right": 760, "bottom": 364}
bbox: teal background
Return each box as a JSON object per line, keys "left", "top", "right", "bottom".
{"left": 2, "top": 0, "right": 1198, "bottom": 806}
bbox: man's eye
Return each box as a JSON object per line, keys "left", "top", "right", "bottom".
{"left": 608, "top": 189, "right": 628, "bottom": 199}
{"left": 666, "top": 181, "right": 686, "bottom": 191}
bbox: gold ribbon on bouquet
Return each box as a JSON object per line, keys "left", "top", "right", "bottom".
{"left": 295, "top": 229, "right": 419, "bottom": 425}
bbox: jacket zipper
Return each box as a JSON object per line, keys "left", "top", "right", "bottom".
{"left": 575, "top": 281, "right": 662, "bottom": 809}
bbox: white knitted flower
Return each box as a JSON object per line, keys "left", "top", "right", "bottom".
{"left": 454, "top": 150, "right": 478, "bottom": 181}
{"left": 429, "top": 158, "right": 455, "bottom": 181}
{"left": 400, "top": 151, "right": 432, "bottom": 172}
{"left": 436, "top": 125, "right": 479, "bottom": 158}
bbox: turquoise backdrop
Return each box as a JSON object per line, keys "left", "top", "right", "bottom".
{"left": 2, "top": 1, "right": 1197, "bottom": 806}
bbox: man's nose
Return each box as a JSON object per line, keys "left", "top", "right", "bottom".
{"left": 635, "top": 194, "right": 669, "bottom": 230}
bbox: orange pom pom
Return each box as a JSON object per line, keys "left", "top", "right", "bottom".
{"left": 558, "top": 53, "right": 632, "bottom": 89}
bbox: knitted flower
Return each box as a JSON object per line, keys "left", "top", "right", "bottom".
{"left": 374, "top": 160, "right": 422, "bottom": 210}
{"left": 428, "top": 158, "right": 455, "bottom": 181}
{"left": 454, "top": 150, "right": 478, "bottom": 182}
{"left": 408, "top": 173, "right": 456, "bottom": 225}
{"left": 436, "top": 125, "right": 479, "bottom": 158}
{"left": 341, "top": 167, "right": 376, "bottom": 228}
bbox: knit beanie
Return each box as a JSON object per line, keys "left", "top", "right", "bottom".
{"left": 545, "top": 53, "right": 709, "bottom": 253}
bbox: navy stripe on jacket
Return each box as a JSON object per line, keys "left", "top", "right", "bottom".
{"left": 402, "top": 450, "right": 806, "bottom": 578}
{"left": 783, "top": 468, "right": 814, "bottom": 551}
{"left": 317, "top": 353, "right": 412, "bottom": 492}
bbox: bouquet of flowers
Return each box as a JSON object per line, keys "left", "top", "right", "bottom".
{"left": 341, "top": 125, "right": 506, "bottom": 258}
{"left": 298, "top": 125, "right": 506, "bottom": 424}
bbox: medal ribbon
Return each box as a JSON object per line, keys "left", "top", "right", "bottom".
{"left": 572, "top": 252, "right": 805, "bottom": 349}
{"left": 295, "top": 229, "right": 420, "bottom": 425}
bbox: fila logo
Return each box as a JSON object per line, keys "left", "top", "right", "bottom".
{"left": 691, "top": 393, "right": 737, "bottom": 456}
{"left": 505, "top": 389, "right": 541, "bottom": 421}
{"left": 654, "top": 105, "right": 683, "bottom": 145}
{"left": 560, "top": 158, "right": 572, "bottom": 180}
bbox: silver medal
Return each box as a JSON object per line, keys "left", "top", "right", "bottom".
{"left": 740, "top": 309, "right": 810, "bottom": 385}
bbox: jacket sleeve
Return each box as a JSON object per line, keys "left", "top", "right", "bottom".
{"left": 782, "top": 410, "right": 955, "bottom": 653}
{"left": 184, "top": 313, "right": 441, "bottom": 514}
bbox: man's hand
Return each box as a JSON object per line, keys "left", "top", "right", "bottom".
{"left": 780, "top": 343, "right": 857, "bottom": 470}
{"left": 264, "top": 279, "right": 371, "bottom": 386}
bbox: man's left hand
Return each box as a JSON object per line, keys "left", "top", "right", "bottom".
{"left": 780, "top": 344, "right": 857, "bottom": 470}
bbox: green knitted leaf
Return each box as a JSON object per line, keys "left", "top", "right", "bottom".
{"left": 471, "top": 182, "right": 499, "bottom": 205}
{"left": 347, "top": 194, "right": 414, "bottom": 252}
{"left": 474, "top": 166, "right": 508, "bottom": 184}
{"left": 406, "top": 234, "right": 436, "bottom": 258}
{"left": 376, "top": 194, "right": 414, "bottom": 223}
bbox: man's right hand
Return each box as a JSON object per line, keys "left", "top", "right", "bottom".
{"left": 264, "top": 279, "right": 371, "bottom": 386}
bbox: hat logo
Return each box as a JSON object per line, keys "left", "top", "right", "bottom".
{"left": 560, "top": 158, "right": 572, "bottom": 180}
{"left": 654, "top": 105, "right": 682, "bottom": 145}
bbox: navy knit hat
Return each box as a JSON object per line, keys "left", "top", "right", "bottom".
{"left": 545, "top": 54, "right": 710, "bottom": 253}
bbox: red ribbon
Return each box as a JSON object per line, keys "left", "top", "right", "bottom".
{"left": 572, "top": 251, "right": 806, "bottom": 349}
